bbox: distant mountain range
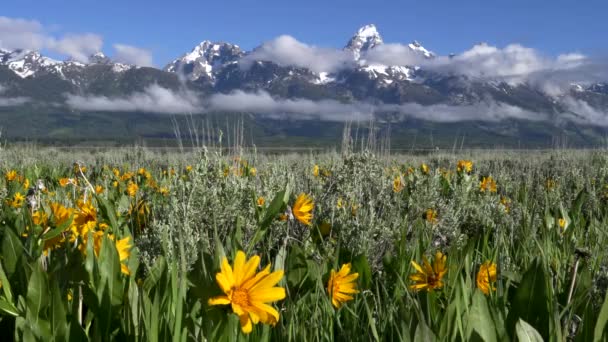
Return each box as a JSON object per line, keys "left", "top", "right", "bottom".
{"left": 1, "top": 24, "right": 607, "bottom": 148}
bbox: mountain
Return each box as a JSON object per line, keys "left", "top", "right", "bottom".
{"left": 0, "top": 24, "right": 607, "bottom": 147}
{"left": 164, "top": 41, "right": 243, "bottom": 83}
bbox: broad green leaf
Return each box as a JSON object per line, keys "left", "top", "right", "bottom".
{"left": 467, "top": 291, "right": 497, "bottom": 342}
{"left": 414, "top": 319, "right": 437, "bottom": 342}
{"left": 506, "top": 259, "right": 550, "bottom": 340}
{"left": 2, "top": 228, "right": 24, "bottom": 276}
{"left": 516, "top": 319, "right": 544, "bottom": 342}
{"left": 144, "top": 256, "right": 166, "bottom": 292}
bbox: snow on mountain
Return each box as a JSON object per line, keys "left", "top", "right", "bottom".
{"left": 408, "top": 40, "right": 434, "bottom": 59}
{"left": 345, "top": 24, "right": 384, "bottom": 60}
{"left": 0, "top": 49, "right": 135, "bottom": 79}
{"left": 164, "top": 41, "right": 243, "bottom": 81}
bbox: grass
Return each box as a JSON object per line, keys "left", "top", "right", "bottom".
{"left": 0, "top": 145, "right": 608, "bottom": 340}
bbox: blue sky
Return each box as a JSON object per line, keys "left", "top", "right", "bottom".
{"left": 1, "top": 0, "right": 606, "bottom": 66}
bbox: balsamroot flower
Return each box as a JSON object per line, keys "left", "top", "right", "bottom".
{"left": 479, "top": 176, "right": 497, "bottom": 193}
{"left": 457, "top": 160, "right": 473, "bottom": 173}
{"left": 208, "top": 251, "right": 285, "bottom": 334}
{"left": 292, "top": 193, "right": 314, "bottom": 226}
{"left": 393, "top": 176, "right": 404, "bottom": 193}
{"left": 476, "top": 261, "right": 497, "bottom": 295}
{"left": 327, "top": 263, "right": 359, "bottom": 308}
{"left": 410, "top": 251, "right": 447, "bottom": 291}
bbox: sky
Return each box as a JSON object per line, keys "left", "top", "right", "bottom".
{"left": 1, "top": 0, "right": 607, "bottom": 67}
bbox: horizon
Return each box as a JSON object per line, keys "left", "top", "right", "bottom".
{"left": 1, "top": 0, "right": 607, "bottom": 67}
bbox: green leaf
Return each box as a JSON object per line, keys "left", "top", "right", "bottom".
{"left": 26, "top": 263, "right": 49, "bottom": 322}
{"left": 467, "top": 291, "right": 497, "bottom": 342}
{"left": 516, "top": 319, "right": 544, "bottom": 342}
{"left": 50, "top": 280, "right": 67, "bottom": 340}
{"left": 0, "top": 298, "right": 20, "bottom": 317}
{"left": 2, "top": 228, "right": 24, "bottom": 276}
{"left": 143, "top": 256, "right": 166, "bottom": 293}
{"left": 506, "top": 259, "right": 550, "bottom": 340}
{"left": 414, "top": 319, "right": 437, "bottom": 342}
{"left": 594, "top": 291, "right": 608, "bottom": 342}
{"left": 352, "top": 254, "right": 372, "bottom": 290}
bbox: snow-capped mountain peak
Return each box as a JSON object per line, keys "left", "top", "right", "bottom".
{"left": 89, "top": 52, "right": 111, "bottom": 64}
{"left": 408, "top": 40, "right": 434, "bottom": 59}
{"left": 164, "top": 41, "right": 243, "bottom": 81}
{"left": 345, "top": 24, "right": 384, "bottom": 60}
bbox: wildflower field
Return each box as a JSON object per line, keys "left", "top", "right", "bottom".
{"left": 1, "top": 145, "right": 608, "bottom": 341}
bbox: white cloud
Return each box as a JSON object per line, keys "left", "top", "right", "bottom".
{"left": 113, "top": 44, "right": 154, "bottom": 67}
{"left": 208, "top": 90, "right": 547, "bottom": 122}
{"left": 209, "top": 90, "right": 373, "bottom": 120}
{"left": 561, "top": 97, "right": 608, "bottom": 126}
{"left": 48, "top": 33, "right": 103, "bottom": 62}
{"left": 361, "top": 43, "right": 425, "bottom": 67}
{"left": 0, "top": 84, "right": 29, "bottom": 106}
{"left": 65, "top": 85, "right": 200, "bottom": 113}
{"left": 0, "top": 16, "right": 103, "bottom": 62}
{"left": 240, "top": 35, "right": 354, "bottom": 73}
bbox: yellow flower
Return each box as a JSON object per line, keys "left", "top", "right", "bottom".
{"left": 278, "top": 213, "right": 288, "bottom": 221}
{"left": 73, "top": 164, "right": 87, "bottom": 174}
{"left": 393, "top": 176, "right": 404, "bottom": 193}
{"left": 121, "top": 172, "right": 134, "bottom": 182}
{"left": 8, "top": 192, "right": 25, "bottom": 208}
{"left": 249, "top": 167, "right": 256, "bottom": 176}
{"left": 115, "top": 236, "right": 132, "bottom": 275}
{"left": 5, "top": 170, "right": 17, "bottom": 182}
{"left": 138, "top": 168, "right": 147, "bottom": 176}
{"left": 59, "top": 178, "right": 76, "bottom": 187}
{"left": 186, "top": 165, "right": 193, "bottom": 173}
{"left": 292, "top": 193, "right": 314, "bottom": 226}
{"left": 476, "top": 261, "right": 497, "bottom": 295}
{"left": 425, "top": 208, "right": 438, "bottom": 224}
{"left": 479, "top": 176, "right": 497, "bottom": 193}
{"left": 32, "top": 210, "right": 48, "bottom": 226}
{"left": 208, "top": 251, "right": 286, "bottom": 334}
{"left": 421, "top": 163, "right": 429, "bottom": 175}
{"left": 558, "top": 218, "right": 567, "bottom": 230}
{"left": 159, "top": 187, "right": 169, "bottom": 196}
{"left": 112, "top": 168, "right": 120, "bottom": 177}
{"left": 410, "top": 251, "right": 447, "bottom": 292}
{"left": 112, "top": 181, "right": 119, "bottom": 188}
{"left": 336, "top": 197, "right": 344, "bottom": 209}
{"left": 72, "top": 200, "right": 97, "bottom": 241}
{"left": 500, "top": 196, "right": 511, "bottom": 213}
{"left": 257, "top": 197, "right": 265, "bottom": 207}
{"left": 457, "top": 160, "right": 473, "bottom": 173}
{"left": 95, "top": 185, "right": 104, "bottom": 194}
{"left": 313, "top": 165, "right": 320, "bottom": 177}
{"left": 126, "top": 182, "right": 138, "bottom": 197}
{"left": 23, "top": 178, "right": 30, "bottom": 190}
{"left": 351, "top": 204, "right": 359, "bottom": 217}
{"left": 327, "top": 263, "right": 359, "bottom": 308}
{"left": 545, "top": 178, "right": 556, "bottom": 190}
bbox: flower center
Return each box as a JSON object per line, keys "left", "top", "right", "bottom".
{"left": 231, "top": 287, "right": 250, "bottom": 307}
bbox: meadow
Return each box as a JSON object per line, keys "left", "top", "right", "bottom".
{"left": 1, "top": 144, "right": 608, "bottom": 341}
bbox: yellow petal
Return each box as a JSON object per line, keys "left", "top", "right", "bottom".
{"left": 249, "top": 286, "right": 286, "bottom": 303}
{"left": 250, "top": 270, "right": 284, "bottom": 292}
{"left": 208, "top": 296, "right": 231, "bottom": 306}
{"left": 233, "top": 251, "right": 247, "bottom": 285}
{"left": 239, "top": 314, "right": 253, "bottom": 334}
{"left": 221, "top": 257, "right": 235, "bottom": 286}
{"left": 251, "top": 302, "right": 280, "bottom": 323}
{"left": 242, "top": 265, "right": 271, "bottom": 289}
{"left": 241, "top": 255, "right": 261, "bottom": 283}
{"left": 216, "top": 273, "right": 232, "bottom": 294}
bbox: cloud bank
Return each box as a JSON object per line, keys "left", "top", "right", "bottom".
{"left": 113, "top": 44, "right": 154, "bottom": 67}
{"left": 240, "top": 35, "right": 354, "bottom": 73}
{"left": 0, "top": 84, "right": 29, "bottom": 106}
{"left": 0, "top": 16, "right": 103, "bottom": 62}
{"left": 65, "top": 85, "right": 200, "bottom": 113}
